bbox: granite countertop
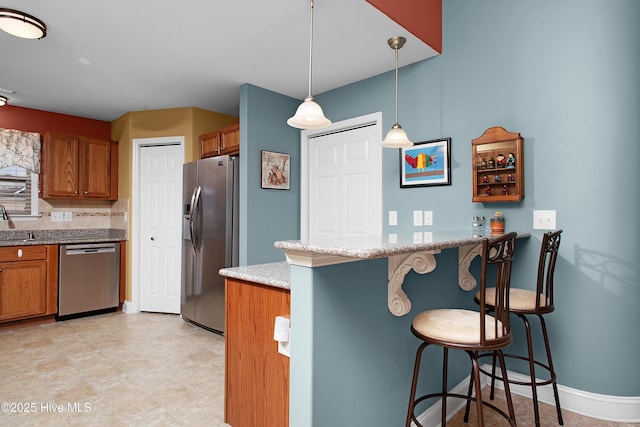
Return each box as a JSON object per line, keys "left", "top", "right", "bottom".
{"left": 219, "top": 262, "right": 290, "bottom": 290}
{"left": 274, "top": 230, "right": 530, "bottom": 260}
{"left": 274, "top": 230, "right": 530, "bottom": 267}
{"left": 0, "top": 229, "right": 127, "bottom": 247}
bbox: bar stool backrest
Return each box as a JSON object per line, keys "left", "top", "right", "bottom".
{"left": 535, "top": 229, "right": 563, "bottom": 312}
{"left": 478, "top": 231, "right": 517, "bottom": 347}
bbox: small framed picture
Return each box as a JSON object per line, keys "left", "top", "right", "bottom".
{"left": 261, "top": 150, "right": 290, "bottom": 190}
{"left": 400, "top": 138, "right": 451, "bottom": 188}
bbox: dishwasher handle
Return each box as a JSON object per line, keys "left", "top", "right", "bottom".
{"left": 64, "top": 243, "right": 117, "bottom": 255}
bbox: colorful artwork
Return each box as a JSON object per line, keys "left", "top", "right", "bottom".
{"left": 400, "top": 138, "right": 451, "bottom": 187}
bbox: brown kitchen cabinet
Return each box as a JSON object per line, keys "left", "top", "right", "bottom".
{"left": 0, "top": 245, "right": 58, "bottom": 324}
{"left": 41, "top": 132, "right": 118, "bottom": 200}
{"left": 200, "top": 123, "right": 240, "bottom": 158}
{"left": 225, "top": 277, "right": 290, "bottom": 427}
{"left": 472, "top": 126, "right": 524, "bottom": 202}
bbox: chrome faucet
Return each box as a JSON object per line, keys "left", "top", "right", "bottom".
{"left": 0, "top": 204, "right": 8, "bottom": 221}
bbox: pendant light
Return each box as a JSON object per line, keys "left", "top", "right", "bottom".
{"left": 0, "top": 8, "right": 47, "bottom": 39}
{"left": 0, "top": 96, "right": 7, "bottom": 106}
{"left": 381, "top": 36, "right": 413, "bottom": 148}
{"left": 287, "top": 0, "right": 331, "bottom": 130}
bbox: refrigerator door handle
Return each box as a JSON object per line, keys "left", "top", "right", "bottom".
{"left": 188, "top": 185, "right": 201, "bottom": 254}
{"left": 190, "top": 185, "right": 202, "bottom": 253}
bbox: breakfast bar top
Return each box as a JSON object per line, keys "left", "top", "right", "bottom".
{"left": 274, "top": 230, "right": 528, "bottom": 260}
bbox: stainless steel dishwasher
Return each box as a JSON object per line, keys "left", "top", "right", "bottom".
{"left": 58, "top": 243, "right": 120, "bottom": 318}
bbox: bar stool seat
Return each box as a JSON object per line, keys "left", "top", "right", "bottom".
{"left": 406, "top": 232, "right": 518, "bottom": 427}
{"left": 413, "top": 309, "right": 508, "bottom": 343}
{"left": 483, "top": 288, "right": 550, "bottom": 312}
{"left": 474, "top": 229, "right": 564, "bottom": 426}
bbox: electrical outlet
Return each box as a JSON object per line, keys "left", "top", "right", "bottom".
{"left": 424, "top": 211, "right": 433, "bottom": 226}
{"left": 388, "top": 210, "right": 397, "bottom": 226}
{"left": 64, "top": 211, "right": 73, "bottom": 222}
{"left": 413, "top": 210, "right": 423, "bottom": 226}
{"left": 51, "top": 212, "right": 63, "bottom": 222}
{"left": 278, "top": 340, "right": 290, "bottom": 358}
{"left": 533, "top": 210, "right": 556, "bottom": 230}
{"left": 388, "top": 233, "right": 397, "bottom": 244}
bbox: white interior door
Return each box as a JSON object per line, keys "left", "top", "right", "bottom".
{"left": 139, "top": 143, "right": 183, "bottom": 313}
{"left": 303, "top": 113, "right": 382, "bottom": 240}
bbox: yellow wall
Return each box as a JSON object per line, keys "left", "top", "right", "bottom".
{"left": 111, "top": 107, "right": 238, "bottom": 301}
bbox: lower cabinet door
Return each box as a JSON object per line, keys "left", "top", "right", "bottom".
{"left": 0, "top": 260, "right": 48, "bottom": 322}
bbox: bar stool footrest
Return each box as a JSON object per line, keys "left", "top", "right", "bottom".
{"left": 410, "top": 391, "right": 516, "bottom": 427}
{"left": 478, "top": 352, "right": 558, "bottom": 387}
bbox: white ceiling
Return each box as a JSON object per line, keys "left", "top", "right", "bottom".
{"left": 0, "top": 0, "right": 438, "bottom": 122}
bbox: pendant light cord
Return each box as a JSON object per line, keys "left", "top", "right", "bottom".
{"left": 307, "top": 0, "right": 315, "bottom": 99}
{"left": 394, "top": 44, "right": 399, "bottom": 125}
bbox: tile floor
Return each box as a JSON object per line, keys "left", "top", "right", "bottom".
{"left": 0, "top": 312, "right": 228, "bottom": 427}
{"left": 0, "top": 311, "right": 636, "bottom": 426}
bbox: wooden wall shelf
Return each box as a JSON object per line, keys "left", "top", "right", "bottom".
{"left": 472, "top": 126, "right": 524, "bottom": 202}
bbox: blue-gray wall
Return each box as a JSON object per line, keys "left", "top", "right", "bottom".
{"left": 239, "top": 84, "right": 301, "bottom": 265}
{"left": 241, "top": 0, "right": 640, "bottom": 398}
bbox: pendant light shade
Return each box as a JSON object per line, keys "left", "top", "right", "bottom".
{"left": 0, "top": 96, "right": 7, "bottom": 107}
{"left": 287, "top": 0, "right": 331, "bottom": 130}
{"left": 382, "top": 124, "right": 412, "bottom": 148}
{"left": 381, "top": 36, "right": 413, "bottom": 148}
{"left": 0, "top": 8, "right": 47, "bottom": 39}
{"left": 287, "top": 96, "right": 331, "bottom": 129}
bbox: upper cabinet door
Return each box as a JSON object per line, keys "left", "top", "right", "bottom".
{"left": 219, "top": 123, "right": 240, "bottom": 155}
{"left": 199, "top": 123, "right": 240, "bottom": 159}
{"left": 82, "top": 138, "right": 112, "bottom": 198}
{"left": 42, "top": 133, "right": 118, "bottom": 200}
{"left": 200, "top": 131, "right": 221, "bottom": 158}
{"left": 42, "top": 133, "right": 80, "bottom": 198}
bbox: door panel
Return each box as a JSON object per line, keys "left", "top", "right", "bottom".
{"left": 307, "top": 123, "right": 381, "bottom": 240}
{"left": 140, "top": 144, "right": 182, "bottom": 313}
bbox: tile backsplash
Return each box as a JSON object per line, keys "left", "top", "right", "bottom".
{"left": 0, "top": 198, "right": 128, "bottom": 232}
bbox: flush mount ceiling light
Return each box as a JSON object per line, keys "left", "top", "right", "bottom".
{"left": 287, "top": 0, "right": 331, "bottom": 130}
{"left": 0, "top": 95, "right": 7, "bottom": 106}
{"left": 381, "top": 36, "right": 413, "bottom": 149}
{"left": 0, "top": 8, "right": 47, "bottom": 39}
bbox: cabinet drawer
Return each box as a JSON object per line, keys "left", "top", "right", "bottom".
{"left": 0, "top": 246, "right": 47, "bottom": 262}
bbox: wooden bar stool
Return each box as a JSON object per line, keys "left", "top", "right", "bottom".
{"left": 406, "top": 232, "right": 518, "bottom": 427}
{"left": 472, "top": 229, "right": 563, "bottom": 426}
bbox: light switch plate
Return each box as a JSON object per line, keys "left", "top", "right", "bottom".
{"left": 424, "top": 211, "right": 433, "bottom": 226}
{"left": 413, "top": 210, "right": 423, "bottom": 226}
{"left": 51, "top": 212, "right": 63, "bottom": 222}
{"left": 533, "top": 210, "right": 556, "bottom": 230}
{"left": 64, "top": 211, "right": 73, "bottom": 222}
{"left": 388, "top": 211, "right": 397, "bottom": 226}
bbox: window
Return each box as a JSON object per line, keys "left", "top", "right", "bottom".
{"left": 0, "top": 165, "right": 38, "bottom": 217}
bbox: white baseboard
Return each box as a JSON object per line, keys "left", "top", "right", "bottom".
{"left": 121, "top": 300, "right": 139, "bottom": 313}
{"left": 414, "top": 364, "right": 640, "bottom": 426}
{"left": 488, "top": 366, "right": 640, "bottom": 423}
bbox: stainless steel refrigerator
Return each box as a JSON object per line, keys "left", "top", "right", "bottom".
{"left": 181, "top": 155, "right": 239, "bottom": 333}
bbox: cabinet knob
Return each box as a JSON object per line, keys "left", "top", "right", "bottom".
{"left": 84, "top": 191, "right": 88, "bottom": 194}
{"left": 0, "top": 268, "right": 3, "bottom": 272}
{"left": 74, "top": 191, "right": 78, "bottom": 194}
{"left": 150, "top": 237, "right": 155, "bottom": 241}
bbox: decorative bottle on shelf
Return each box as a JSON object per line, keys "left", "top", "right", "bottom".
{"left": 490, "top": 211, "right": 505, "bottom": 234}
